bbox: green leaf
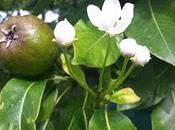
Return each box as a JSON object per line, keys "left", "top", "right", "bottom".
{"left": 46, "top": 122, "right": 55, "bottom": 130}
{"left": 0, "top": 78, "right": 46, "bottom": 130}
{"left": 72, "top": 20, "right": 120, "bottom": 68}
{"left": 89, "top": 110, "right": 136, "bottom": 130}
{"left": 152, "top": 95, "right": 175, "bottom": 130}
{"left": 55, "top": 88, "right": 84, "bottom": 130}
{"left": 68, "top": 114, "right": 83, "bottom": 130}
{"left": 38, "top": 89, "right": 58, "bottom": 121}
{"left": 126, "top": 0, "right": 175, "bottom": 66}
{"left": 68, "top": 109, "right": 93, "bottom": 130}
{"left": 61, "top": 52, "right": 96, "bottom": 96}
{"left": 131, "top": 59, "right": 175, "bottom": 108}
{"left": 37, "top": 89, "right": 58, "bottom": 130}
{"left": 61, "top": 53, "right": 87, "bottom": 86}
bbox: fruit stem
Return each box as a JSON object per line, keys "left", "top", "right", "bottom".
{"left": 98, "top": 34, "right": 111, "bottom": 92}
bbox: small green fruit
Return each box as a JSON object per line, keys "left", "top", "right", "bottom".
{"left": 0, "top": 15, "right": 57, "bottom": 77}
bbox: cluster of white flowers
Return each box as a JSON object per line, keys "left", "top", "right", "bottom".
{"left": 53, "top": 0, "right": 150, "bottom": 66}
{"left": 118, "top": 38, "right": 151, "bottom": 66}
{"left": 54, "top": 0, "right": 134, "bottom": 45}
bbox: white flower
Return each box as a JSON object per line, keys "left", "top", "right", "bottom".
{"left": 118, "top": 38, "right": 138, "bottom": 57}
{"left": 37, "top": 14, "right": 42, "bottom": 19}
{"left": 0, "top": 11, "right": 7, "bottom": 22}
{"left": 131, "top": 45, "right": 151, "bottom": 66}
{"left": 119, "top": 38, "right": 151, "bottom": 66}
{"left": 54, "top": 19, "right": 75, "bottom": 46}
{"left": 19, "top": 10, "right": 30, "bottom": 16}
{"left": 87, "top": 0, "right": 134, "bottom": 36}
{"left": 45, "top": 10, "right": 59, "bottom": 23}
{"left": 38, "top": 9, "right": 59, "bottom": 23}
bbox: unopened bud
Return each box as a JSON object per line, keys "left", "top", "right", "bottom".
{"left": 118, "top": 38, "right": 138, "bottom": 57}
{"left": 54, "top": 19, "right": 75, "bottom": 46}
{"left": 131, "top": 45, "right": 151, "bottom": 66}
{"left": 109, "top": 88, "right": 140, "bottom": 104}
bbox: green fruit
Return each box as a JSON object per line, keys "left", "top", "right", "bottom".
{"left": 0, "top": 15, "right": 58, "bottom": 77}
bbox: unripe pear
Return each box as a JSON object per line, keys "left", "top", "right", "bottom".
{"left": 0, "top": 15, "right": 58, "bottom": 77}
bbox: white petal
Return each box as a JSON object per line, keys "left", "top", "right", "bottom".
{"left": 101, "top": 0, "right": 121, "bottom": 27}
{"left": 107, "top": 3, "right": 134, "bottom": 35}
{"left": 121, "top": 3, "right": 134, "bottom": 23}
{"left": 54, "top": 19, "right": 75, "bottom": 46}
{"left": 37, "top": 14, "right": 42, "bottom": 19}
{"left": 45, "top": 10, "right": 59, "bottom": 23}
{"left": 120, "top": 3, "right": 134, "bottom": 31}
{"left": 0, "top": 11, "right": 7, "bottom": 19}
{"left": 107, "top": 22, "right": 125, "bottom": 36}
{"left": 118, "top": 38, "right": 138, "bottom": 57}
{"left": 87, "top": 5, "right": 102, "bottom": 28}
{"left": 131, "top": 45, "right": 151, "bottom": 66}
{"left": 19, "top": 10, "right": 30, "bottom": 16}
{"left": 102, "top": 0, "right": 121, "bottom": 20}
{"left": 12, "top": 10, "right": 18, "bottom": 16}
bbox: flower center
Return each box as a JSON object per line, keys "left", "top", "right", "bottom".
{"left": 114, "top": 17, "right": 121, "bottom": 27}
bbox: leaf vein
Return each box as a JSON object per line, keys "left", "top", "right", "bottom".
{"left": 18, "top": 82, "right": 36, "bottom": 130}
{"left": 148, "top": 0, "right": 174, "bottom": 59}
{"left": 105, "top": 104, "right": 111, "bottom": 130}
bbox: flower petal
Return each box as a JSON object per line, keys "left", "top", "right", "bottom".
{"left": 54, "top": 19, "right": 75, "bottom": 45}
{"left": 131, "top": 45, "right": 151, "bottom": 66}
{"left": 107, "top": 3, "right": 134, "bottom": 35}
{"left": 102, "top": 0, "right": 121, "bottom": 25}
{"left": 119, "top": 3, "right": 134, "bottom": 32}
{"left": 121, "top": 3, "right": 134, "bottom": 24}
{"left": 87, "top": 5, "right": 102, "bottom": 28}
{"left": 118, "top": 38, "right": 138, "bottom": 57}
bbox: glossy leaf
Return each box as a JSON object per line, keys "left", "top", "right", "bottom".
{"left": 72, "top": 20, "right": 120, "bottom": 68}
{"left": 152, "top": 95, "right": 175, "bottom": 130}
{"left": 38, "top": 89, "right": 58, "bottom": 121}
{"left": 68, "top": 109, "right": 93, "bottom": 130}
{"left": 46, "top": 122, "right": 55, "bottom": 130}
{"left": 0, "top": 78, "right": 46, "bottom": 130}
{"left": 56, "top": 88, "right": 84, "bottom": 130}
{"left": 61, "top": 53, "right": 95, "bottom": 96}
{"left": 61, "top": 53, "right": 86, "bottom": 87}
{"left": 130, "top": 59, "right": 175, "bottom": 109}
{"left": 37, "top": 89, "right": 58, "bottom": 130}
{"left": 89, "top": 110, "right": 136, "bottom": 130}
{"left": 68, "top": 115, "right": 83, "bottom": 130}
{"left": 126, "top": 0, "right": 175, "bottom": 66}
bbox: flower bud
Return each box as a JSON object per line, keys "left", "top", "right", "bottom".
{"left": 131, "top": 45, "right": 151, "bottom": 66}
{"left": 54, "top": 19, "right": 75, "bottom": 46}
{"left": 109, "top": 88, "right": 140, "bottom": 104}
{"left": 118, "top": 38, "right": 138, "bottom": 57}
